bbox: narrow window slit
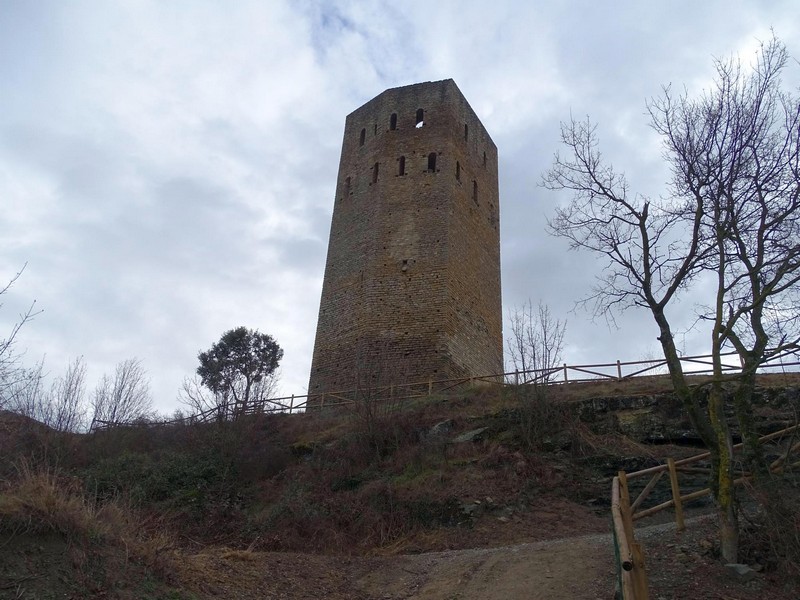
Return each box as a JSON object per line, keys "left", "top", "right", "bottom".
{"left": 427, "top": 153, "right": 437, "bottom": 172}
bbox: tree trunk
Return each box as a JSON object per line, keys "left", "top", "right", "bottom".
{"left": 718, "top": 501, "right": 739, "bottom": 564}
{"left": 733, "top": 363, "right": 767, "bottom": 475}
{"left": 652, "top": 307, "right": 715, "bottom": 446}
{"left": 709, "top": 383, "right": 738, "bottom": 563}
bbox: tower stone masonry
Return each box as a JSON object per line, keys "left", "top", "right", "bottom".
{"left": 307, "top": 79, "right": 502, "bottom": 403}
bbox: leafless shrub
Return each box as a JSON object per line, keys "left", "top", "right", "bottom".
{"left": 506, "top": 301, "right": 569, "bottom": 450}
{"left": 346, "top": 340, "right": 414, "bottom": 462}
{"left": 90, "top": 358, "right": 153, "bottom": 428}
{"left": 48, "top": 357, "right": 88, "bottom": 432}
{"left": 740, "top": 474, "right": 800, "bottom": 578}
{"left": 178, "top": 372, "right": 279, "bottom": 421}
{"left": 0, "top": 265, "right": 40, "bottom": 410}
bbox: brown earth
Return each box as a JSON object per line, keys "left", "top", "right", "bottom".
{"left": 171, "top": 515, "right": 799, "bottom": 600}
{"left": 2, "top": 375, "right": 799, "bottom": 599}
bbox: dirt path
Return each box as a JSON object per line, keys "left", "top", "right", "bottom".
{"left": 355, "top": 533, "right": 614, "bottom": 600}
{"left": 176, "top": 514, "right": 800, "bottom": 600}
{"left": 179, "top": 533, "right": 616, "bottom": 600}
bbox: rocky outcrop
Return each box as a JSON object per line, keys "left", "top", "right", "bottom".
{"left": 574, "top": 386, "right": 800, "bottom": 444}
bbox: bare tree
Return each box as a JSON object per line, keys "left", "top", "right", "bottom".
{"left": 49, "top": 356, "right": 88, "bottom": 432}
{"left": 544, "top": 36, "right": 800, "bottom": 561}
{"left": 6, "top": 357, "right": 88, "bottom": 433}
{"left": 179, "top": 372, "right": 279, "bottom": 421}
{"left": 506, "top": 300, "right": 566, "bottom": 383}
{"left": 506, "top": 301, "right": 567, "bottom": 450}
{"left": 0, "top": 265, "right": 40, "bottom": 409}
{"left": 90, "top": 358, "right": 153, "bottom": 428}
{"left": 5, "top": 359, "right": 47, "bottom": 422}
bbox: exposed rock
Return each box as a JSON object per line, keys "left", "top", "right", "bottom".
{"left": 452, "top": 427, "right": 488, "bottom": 443}
{"left": 724, "top": 563, "right": 757, "bottom": 583}
{"left": 574, "top": 385, "right": 799, "bottom": 443}
{"left": 428, "top": 419, "right": 454, "bottom": 438}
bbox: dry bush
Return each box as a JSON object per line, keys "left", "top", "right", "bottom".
{"left": 507, "top": 384, "right": 572, "bottom": 451}
{"left": 740, "top": 476, "right": 800, "bottom": 579}
{"left": 0, "top": 460, "right": 100, "bottom": 540}
{"left": 568, "top": 422, "right": 656, "bottom": 459}
{"left": 0, "top": 459, "right": 176, "bottom": 574}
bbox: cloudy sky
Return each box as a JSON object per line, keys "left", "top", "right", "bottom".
{"left": 1, "top": 1, "right": 798, "bottom": 414}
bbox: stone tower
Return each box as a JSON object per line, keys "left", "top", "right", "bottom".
{"left": 308, "top": 79, "right": 502, "bottom": 402}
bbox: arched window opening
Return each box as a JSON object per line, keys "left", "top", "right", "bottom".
{"left": 416, "top": 108, "right": 424, "bottom": 127}
{"left": 473, "top": 180, "right": 478, "bottom": 204}
{"left": 344, "top": 176, "right": 351, "bottom": 198}
{"left": 398, "top": 156, "right": 406, "bottom": 176}
{"left": 359, "top": 128, "right": 366, "bottom": 146}
{"left": 427, "top": 152, "right": 437, "bottom": 172}
{"left": 456, "top": 161, "right": 461, "bottom": 181}
{"left": 464, "top": 123, "right": 469, "bottom": 141}
{"left": 372, "top": 162, "right": 379, "bottom": 183}
{"left": 390, "top": 113, "right": 398, "bottom": 130}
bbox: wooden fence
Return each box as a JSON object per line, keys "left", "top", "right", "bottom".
{"left": 91, "top": 348, "right": 799, "bottom": 429}
{"left": 611, "top": 423, "right": 800, "bottom": 600}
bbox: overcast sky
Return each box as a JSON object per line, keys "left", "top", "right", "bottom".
{"left": 1, "top": 1, "right": 798, "bottom": 414}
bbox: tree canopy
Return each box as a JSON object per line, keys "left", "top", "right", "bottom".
{"left": 196, "top": 327, "right": 283, "bottom": 417}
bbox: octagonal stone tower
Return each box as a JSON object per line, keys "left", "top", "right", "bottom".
{"left": 307, "top": 79, "right": 502, "bottom": 404}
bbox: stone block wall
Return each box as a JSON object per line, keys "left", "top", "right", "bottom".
{"left": 307, "top": 79, "right": 502, "bottom": 403}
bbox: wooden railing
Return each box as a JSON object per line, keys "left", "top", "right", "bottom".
{"left": 611, "top": 423, "right": 800, "bottom": 600}
{"left": 92, "top": 348, "right": 799, "bottom": 428}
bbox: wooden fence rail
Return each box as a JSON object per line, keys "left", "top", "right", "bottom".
{"left": 611, "top": 423, "right": 800, "bottom": 599}
{"left": 91, "top": 348, "right": 799, "bottom": 430}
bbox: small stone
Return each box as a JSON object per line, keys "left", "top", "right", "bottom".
{"left": 497, "top": 516, "right": 509, "bottom": 523}
{"left": 724, "top": 563, "right": 757, "bottom": 583}
{"left": 428, "top": 420, "right": 454, "bottom": 437}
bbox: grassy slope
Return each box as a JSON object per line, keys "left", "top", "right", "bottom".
{"left": 1, "top": 373, "right": 798, "bottom": 598}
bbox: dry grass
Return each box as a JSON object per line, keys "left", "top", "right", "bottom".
{"left": 0, "top": 459, "right": 176, "bottom": 575}
{"left": 0, "top": 459, "right": 102, "bottom": 540}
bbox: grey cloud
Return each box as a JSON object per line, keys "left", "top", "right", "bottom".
{"left": 1, "top": 0, "right": 797, "bottom": 412}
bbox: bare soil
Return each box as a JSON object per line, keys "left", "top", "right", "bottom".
{"left": 171, "top": 515, "right": 800, "bottom": 600}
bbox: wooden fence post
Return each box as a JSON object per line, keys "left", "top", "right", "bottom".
{"left": 667, "top": 458, "right": 685, "bottom": 531}
{"left": 617, "top": 360, "right": 622, "bottom": 381}
{"left": 631, "top": 541, "right": 649, "bottom": 599}
{"left": 618, "top": 471, "right": 635, "bottom": 543}
{"left": 618, "top": 470, "right": 649, "bottom": 598}
{"left": 563, "top": 363, "right": 569, "bottom": 383}
{"left": 290, "top": 394, "right": 294, "bottom": 414}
